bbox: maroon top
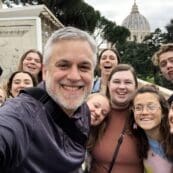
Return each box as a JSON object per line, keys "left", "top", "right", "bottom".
{"left": 90, "top": 108, "right": 143, "bottom": 173}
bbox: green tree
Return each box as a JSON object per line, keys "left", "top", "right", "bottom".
{"left": 51, "top": 0, "right": 100, "bottom": 33}
{"left": 165, "top": 19, "right": 173, "bottom": 43}
{"left": 117, "top": 26, "right": 173, "bottom": 89}
{"left": 142, "top": 26, "right": 173, "bottom": 89}
{"left": 117, "top": 41, "right": 155, "bottom": 81}
{"left": 3, "top": 0, "right": 130, "bottom": 44}
{"left": 94, "top": 16, "right": 130, "bottom": 47}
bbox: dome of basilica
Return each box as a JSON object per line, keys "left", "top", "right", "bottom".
{"left": 122, "top": 1, "right": 150, "bottom": 42}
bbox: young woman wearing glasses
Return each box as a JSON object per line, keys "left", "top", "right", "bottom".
{"left": 130, "top": 84, "right": 173, "bottom": 173}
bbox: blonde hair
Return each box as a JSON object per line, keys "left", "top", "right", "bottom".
{"left": 86, "top": 92, "right": 110, "bottom": 150}
{"left": 87, "top": 92, "right": 109, "bottom": 102}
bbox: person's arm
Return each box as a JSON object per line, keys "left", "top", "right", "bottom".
{"left": 0, "top": 98, "right": 33, "bottom": 170}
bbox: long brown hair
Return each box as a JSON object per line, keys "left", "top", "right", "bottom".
{"left": 129, "top": 84, "right": 173, "bottom": 160}
{"left": 87, "top": 116, "right": 109, "bottom": 151}
{"left": 18, "top": 49, "right": 43, "bottom": 82}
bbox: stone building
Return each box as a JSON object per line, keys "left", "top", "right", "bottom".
{"left": 0, "top": 5, "right": 63, "bottom": 83}
{"left": 122, "top": 0, "right": 150, "bottom": 43}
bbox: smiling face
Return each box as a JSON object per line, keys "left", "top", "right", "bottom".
{"left": 10, "top": 72, "right": 34, "bottom": 97}
{"left": 43, "top": 39, "right": 95, "bottom": 116}
{"left": 133, "top": 93, "right": 162, "bottom": 136}
{"left": 22, "top": 52, "right": 42, "bottom": 77}
{"left": 159, "top": 51, "right": 173, "bottom": 82}
{"left": 87, "top": 94, "right": 110, "bottom": 126}
{"left": 108, "top": 70, "right": 136, "bottom": 109}
{"left": 99, "top": 50, "right": 118, "bottom": 76}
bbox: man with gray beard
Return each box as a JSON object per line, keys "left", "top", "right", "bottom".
{"left": 0, "top": 27, "right": 97, "bottom": 173}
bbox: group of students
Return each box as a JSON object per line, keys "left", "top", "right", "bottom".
{"left": 0, "top": 26, "right": 173, "bottom": 173}
{"left": 79, "top": 44, "right": 173, "bottom": 173}
{"left": 0, "top": 49, "right": 43, "bottom": 106}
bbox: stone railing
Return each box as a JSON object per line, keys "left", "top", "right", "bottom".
{"left": 138, "top": 79, "right": 173, "bottom": 99}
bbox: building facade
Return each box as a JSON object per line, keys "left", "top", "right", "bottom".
{"left": 0, "top": 5, "right": 63, "bottom": 83}
{"left": 122, "top": 1, "right": 150, "bottom": 43}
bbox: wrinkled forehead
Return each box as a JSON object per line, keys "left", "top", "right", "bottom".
{"left": 49, "top": 40, "right": 95, "bottom": 63}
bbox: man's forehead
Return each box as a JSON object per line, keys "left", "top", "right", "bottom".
{"left": 159, "top": 51, "right": 173, "bottom": 60}
{"left": 55, "top": 57, "right": 93, "bottom": 64}
{"left": 159, "top": 57, "right": 173, "bottom": 64}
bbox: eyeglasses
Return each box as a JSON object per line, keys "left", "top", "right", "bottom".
{"left": 133, "top": 103, "right": 161, "bottom": 114}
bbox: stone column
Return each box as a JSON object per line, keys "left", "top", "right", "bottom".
{"left": 0, "top": 0, "right": 2, "bottom": 9}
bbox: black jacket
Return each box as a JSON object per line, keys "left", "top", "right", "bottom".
{"left": 0, "top": 85, "right": 90, "bottom": 173}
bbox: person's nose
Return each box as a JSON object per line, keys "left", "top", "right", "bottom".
{"left": 141, "top": 106, "right": 149, "bottom": 114}
{"left": 18, "top": 82, "right": 27, "bottom": 89}
{"left": 29, "top": 58, "right": 36, "bottom": 64}
{"left": 67, "top": 66, "right": 81, "bottom": 81}
{"left": 95, "top": 108, "right": 102, "bottom": 116}
{"left": 166, "top": 60, "right": 173, "bottom": 69}
{"left": 105, "top": 57, "right": 111, "bottom": 62}
{"left": 118, "top": 82, "right": 126, "bottom": 89}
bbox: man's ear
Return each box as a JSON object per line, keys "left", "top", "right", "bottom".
{"left": 42, "top": 64, "right": 47, "bottom": 81}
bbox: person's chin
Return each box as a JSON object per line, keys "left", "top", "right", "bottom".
{"left": 169, "top": 78, "right": 173, "bottom": 83}
{"left": 61, "top": 96, "right": 84, "bottom": 111}
{"left": 166, "top": 74, "right": 173, "bottom": 82}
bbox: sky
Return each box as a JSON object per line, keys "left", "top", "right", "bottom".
{"left": 85, "top": 0, "right": 173, "bottom": 32}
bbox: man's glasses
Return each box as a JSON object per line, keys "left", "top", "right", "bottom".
{"left": 133, "top": 103, "right": 161, "bottom": 114}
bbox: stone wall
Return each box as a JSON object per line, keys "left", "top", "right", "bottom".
{"left": 138, "top": 79, "right": 173, "bottom": 99}
{"left": 0, "top": 5, "right": 63, "bottom": 85}
{"left": 0, "top": 18, "right": 39, "bottom": 84}
{"left": 41, "top": 14, "right": 57, "bottom": 50}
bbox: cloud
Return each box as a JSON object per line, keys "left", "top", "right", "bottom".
{"left": 85, "top": 0, "right": 173, "bottom": 31}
